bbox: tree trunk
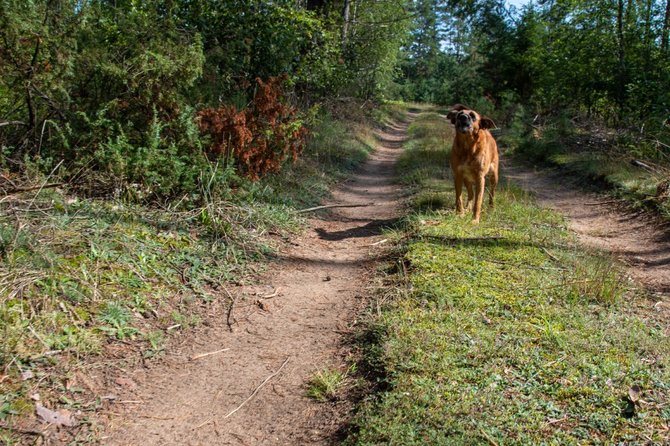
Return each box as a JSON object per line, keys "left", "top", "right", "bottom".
{"left": 351, "top": 0, "right": 360, "bottom": 39}
{"left": 616, "top": 0, "right": 626, "bottom": 117}
{"left": 662, "top": 0, "right": 670, "bottom": 53}
{"left": 342, "top": 0, "right": 351, "bottom": 49}
{"left": 644, "top": 0, "right": 653, "bottom": 47}
{"left": 26, "top": 88, "right": 35, "bottom": 131}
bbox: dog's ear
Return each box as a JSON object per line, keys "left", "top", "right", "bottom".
{"left": 479, "top": 116, "right": 496, "bottom": 129}
{"left": 446, "top": 111, "right": 458, "bottom": 124}
{"left": 446, "top": 104, "right": 469, "bottom": 124}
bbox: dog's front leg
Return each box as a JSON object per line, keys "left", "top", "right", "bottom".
{"left": 465, "top": 180, "right": 474, "bottom": 211}
{"left": 472, "top": 175, "right": 486, "bottom": 224}
{"left": 454, "top": 173, "right": 465, "bottom": 215}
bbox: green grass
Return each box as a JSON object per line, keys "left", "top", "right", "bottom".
{"left": 0, "top": 103, "right": 404, "bottom": 437}
{"left": 347, "top": 111, "right": 670, "bottom": 445}
{"left": 307, "top": 368, "right": 348, "bottom": 402}
{"left": 0, "top": 192, "right": 266, "bottom": 426}
{"left": 397, "top": 112, "right": 452, "bottom": 200}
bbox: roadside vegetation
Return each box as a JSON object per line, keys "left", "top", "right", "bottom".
{"left": 307, "top": 368, "right": 349, "bottom": 402}
{"left": 0, "top": 105, "right": 394, "bottom": 435}
{"left": 1, "top": 0, "right": 412, "bottom": 437}
{"left": 347, "top": 112, "right": 670, "bottom": 445}
{"left": 502, "top": 116, "right": 670, "bottom": 220}
{"left": 3, "top": 0, "right": 670, "bottom": 442}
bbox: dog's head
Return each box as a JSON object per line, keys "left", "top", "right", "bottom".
{"left": 447, "top": 104, "right": 496, "bottom": 135}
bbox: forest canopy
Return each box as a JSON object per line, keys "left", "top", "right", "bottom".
{"left": 401, "top": 0, "right": 670, "bottom": 127}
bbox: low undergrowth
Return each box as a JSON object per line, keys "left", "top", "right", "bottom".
{"left": 0, "top": 103, "right": 394, "bottom": 441}
{"left": 347, "top": 112, "right": 670, "bottom": 445}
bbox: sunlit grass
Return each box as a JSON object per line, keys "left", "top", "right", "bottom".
{"left": 307, "top": 368, "right": 347, "bottom": 402}
{"left": 347, "top": 111, "right": 670, "bottom": 445}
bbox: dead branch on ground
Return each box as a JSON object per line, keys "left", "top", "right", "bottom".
{"left": 223, "top": 357, "right": 291, "bottom": 419}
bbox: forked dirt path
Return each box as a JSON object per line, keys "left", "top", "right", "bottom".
{"left": 505, "top": 161, "right": 670, "bottom": 298}
{"left": 100, "top": 118, "right": 411, "bottom": 445}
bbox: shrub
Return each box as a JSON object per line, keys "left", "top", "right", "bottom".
{"left": 197, "top": 76, "right": 308, "bottom": 180}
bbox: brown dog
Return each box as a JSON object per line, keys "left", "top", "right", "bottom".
{"left": 447, "top": 104, "right": 499, "bottom": 224}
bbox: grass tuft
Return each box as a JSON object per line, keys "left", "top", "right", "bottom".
{"left": 307, "top": 368, "right": 347, "bottom": 402}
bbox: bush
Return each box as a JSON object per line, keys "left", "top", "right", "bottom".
{"left": 197, "top": 76, "right": 308, "bottom": 180}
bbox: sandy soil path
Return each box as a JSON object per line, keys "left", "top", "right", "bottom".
{"left": 505, "top": 161, "right": 670, "bottom": 297}
{"left": 99, "top": 118, "right": 410, "bottom": 445}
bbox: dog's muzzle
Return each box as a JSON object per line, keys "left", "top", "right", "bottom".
{"left": 456, "top": 113, "right": 473, "bottom": 134}
{"left": 456, "top": 122, "right": 474, "bottom": 134}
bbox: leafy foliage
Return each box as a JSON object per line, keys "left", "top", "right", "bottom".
{"left": 399, "top": 1, "right": 670, "bottom": 125}
{"left": 0, "top": 0, "right": 413, "bottom": 198}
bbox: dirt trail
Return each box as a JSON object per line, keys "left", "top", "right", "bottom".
{"left": 505, "top": 161, "right": 670, "bottom": 297}
{"left": 100, "top": 118, "right": 410, "bottom": 445}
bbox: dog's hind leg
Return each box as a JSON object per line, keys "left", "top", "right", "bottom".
{"left": 488, "top": 169, "right": 498, "bottom": 208}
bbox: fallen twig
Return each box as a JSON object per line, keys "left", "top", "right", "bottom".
{"left": 369, "top": 238, "right": 389, "bottom": 246}
{"left": 0, "top": 120, "right": 28, "bottom": 127}
{"left": 223, "top": 287, "right": 236, "bottom": 332}
{"left": 190, "top": 348, "right": 230, "bottom": 361}
{"left": 631, "top": 158, "right": 659, "bottom": 173}
{"left": 297, "top": 202, "right": 374, "bottom": 213}
{"left": 195, "top": 417, "right": 214, "bottom": 429}
{"left": 541, "top": 247, "right": 561, "bottom": 263}
{"left": 480, "top": 429, "right": 500, "bottom": 446}
{"left": 544, "top": 416, "right": 568, "bottom": 426}
{"left": 223, "top": 357, "right": 290, "bottom": 419}
{"left": 260, "top": 288, "right": 280, "bottom": 299}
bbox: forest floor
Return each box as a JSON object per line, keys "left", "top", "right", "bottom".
{"left": 94, "top": 116, "right": 413, "bottom": 445}
{"left": 346, "top": 112, "right": 669, "bottom": 444}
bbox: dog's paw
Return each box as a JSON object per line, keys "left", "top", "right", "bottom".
{"left": 471, "top": 218, "right": 480, "bottom": 225}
